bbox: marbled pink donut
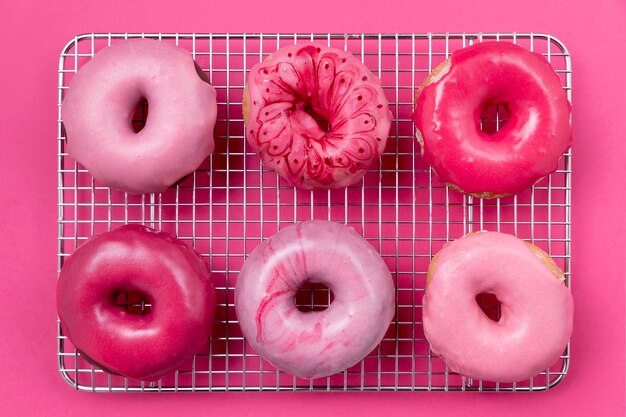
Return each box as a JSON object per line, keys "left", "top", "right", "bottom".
{"left": 423, "top": 231, "right": 574, "bottom": 382}
{"left": 235, "top": 221, "right": 395, "bottom": 379}
{"left": 62, "top": 38, "right": 217, "bottom": 194}
{"left": 57, "top": 225, "right": 216, "bottom": 381}
{"left": 243, "top": 44, "right": 393, "bottom": 189}
{"left": 412, "top": 42, "right": 572, "bottom": 198}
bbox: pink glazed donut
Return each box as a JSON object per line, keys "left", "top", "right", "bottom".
{"left": 57, "top": 225, "right": 216, "bottom": 381}
{"left": 62, "top": 38, "right": 217, "bottom": 194}
{"left": 235, "top": 221, "right": 395, "bottom": 379}
{"left": 412, "top": 42, "right": 572, "bottom": 198}
{"left": 242, "top": 44, "right": 393, "bottom": 189}
{"left": 423, "top": 231, "right": 574, "bottom": 382}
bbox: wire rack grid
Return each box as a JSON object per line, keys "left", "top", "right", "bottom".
{"left": 57, "top": 32, "right": 572, "bottom": 392}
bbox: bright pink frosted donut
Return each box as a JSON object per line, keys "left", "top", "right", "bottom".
{"left": 57, "top": 224, "right": 216, "bottom": 381}
{"left": 243, "top": 44, "right": 393, "bottom": 189}
{"left": 62, "top": 38, "right": 217, "bottom": 195}
{"left": 412, "top": 42, "right": 572, "bottom": 198}
{"left": 423, "top": 231, "right": 573, "bottom": 382}
{"left": 235, "top": 221, "right": 395, "bottom": 379}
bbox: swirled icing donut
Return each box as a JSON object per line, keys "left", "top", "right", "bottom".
{"left": 235, "top": 221, "right": 395, "bottom": 379}
{"left": 243, "top": 44, "right": 393, "bottom": 189}
{"left": 412, "top": 42, "right": 572, "bottom": 198}
{"left": 62, "top": 38, "right": 217, "bottom": 194}
{"left": 57, "top": 225, "right": 216, "bottom": 381}
{"left": 423, "top": 231, "right": 573, "bottom": 382}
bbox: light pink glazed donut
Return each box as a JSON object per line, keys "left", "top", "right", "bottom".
{"left": 242, "top": 44, "right": 393, "bottom": 189}
{"left": 57, "top": 225, "right": 216, "bottom": 381}
{"left": 423, "top": 231, "right": 574, "bottom": 382}
{"left": 412, "top": 42, "right": 572, "bottom": 198}
{"left": 62, "top": 38, "right": 217, "bottom": 194}
{"left": 235, "top": 221, "right": 395, "bottom": 379}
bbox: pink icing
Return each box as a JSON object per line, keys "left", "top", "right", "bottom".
{"left": 56, "top": 225, "right": 216, "bottom": 381}
{"left": 245, "top": 44, "right": 393, "bottom": 189}
{"left": 412, "top": 42, "right": 572, "bottom": 196}
{"left": 62, "top": 38, "right": 217, "bottom": 194}
{"left": 235, "top": 221, "right": 395, "bottom": 379}
{"left": 422, "top": 231, "right": 574, "bottom": 382}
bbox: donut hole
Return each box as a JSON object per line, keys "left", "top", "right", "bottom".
{"left": 479, "top": 103, "right": 510, "bottom": 135}
{"left": 294, "top": 281, "right": 334, "bottom": 312}
{"left": 113, "top": 290, "right": 152, "bottom": 316}
{"left": 303, "top": 104, "right": 331, "bottom": 132}
{"left": 131, "top": 97, "right": 149, "bottom": 133}
{"left": 475, "top": 292, "right": 502, "bottom": 322}
{"left": 194, "top": 62, "right": 210, "bottom": 84}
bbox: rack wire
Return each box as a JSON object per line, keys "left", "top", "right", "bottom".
{"left": 57, "top": 33, "right": 572, "bottom": 392}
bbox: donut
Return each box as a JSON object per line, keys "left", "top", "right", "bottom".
{"left": 412, "top": 42, "right": 572, "bottom": 198}
{"left": 62, "top": 38, "right": 217, "bottom": 195}
{"left": 57, "top": 224, "right": 216, "bottom": 381}
{"left": 235, "top": 221, "right": 395, "bottom": 378}
{"left": 422, "top": 231, "right": 573, "bottom": 382}
{"left": 242, "top": 44, "right": 393, "bottom": 189}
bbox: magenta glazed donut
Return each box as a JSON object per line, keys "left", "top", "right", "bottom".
{"left": 62, "top": 38, "right": 217, "bottom": 195}
{"left": 412, "top": 42, "right": 572, "bottom": 198}
{"left": 235, "top": 221, "right": 395, "bottom": 379}
{"left": 423, "top": 231, "right": 573, "bottom": 382}
{"left": 57, "top": 225, "right": 216, "bottom": 381}
{"left": 243, "top": 44, "right": 393, "bottom": 189}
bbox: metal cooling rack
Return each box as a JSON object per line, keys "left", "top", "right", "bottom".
{"left": 57, "top": 33, "right": 572, "bottom": 392}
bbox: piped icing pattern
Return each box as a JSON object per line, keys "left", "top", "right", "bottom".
{"left": 423, "top": 231, "right": 574, "bottom": 382}
{"left": 57, "top": 225, "right": 216, "bottom": 381}
{"left": 244, "top": 45, "right": 393, "bottom": 189}
{"left": 412, "top": 42, "right": 572, "bottom": 197}
{"left": 62, "top": 38, "right": 217, "bottom": 195}
{"left": 235, "top": 221, "right": 395, "bottom": 379}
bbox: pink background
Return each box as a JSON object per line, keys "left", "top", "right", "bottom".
{"left": 1, "top": 0, "right": 624, "bottom": 416}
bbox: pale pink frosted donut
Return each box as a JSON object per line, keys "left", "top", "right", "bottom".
{"left": 62, "top": 38, "right": 217, "bottom": 194}
{"left": 242, "top": 44, "right": 393, "bottom": 189}
{"left": 423, "top": 231, "right": 574, "bottom": 382}
{"left": 235, "top": 220, "right": 395, "bottom": 379}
